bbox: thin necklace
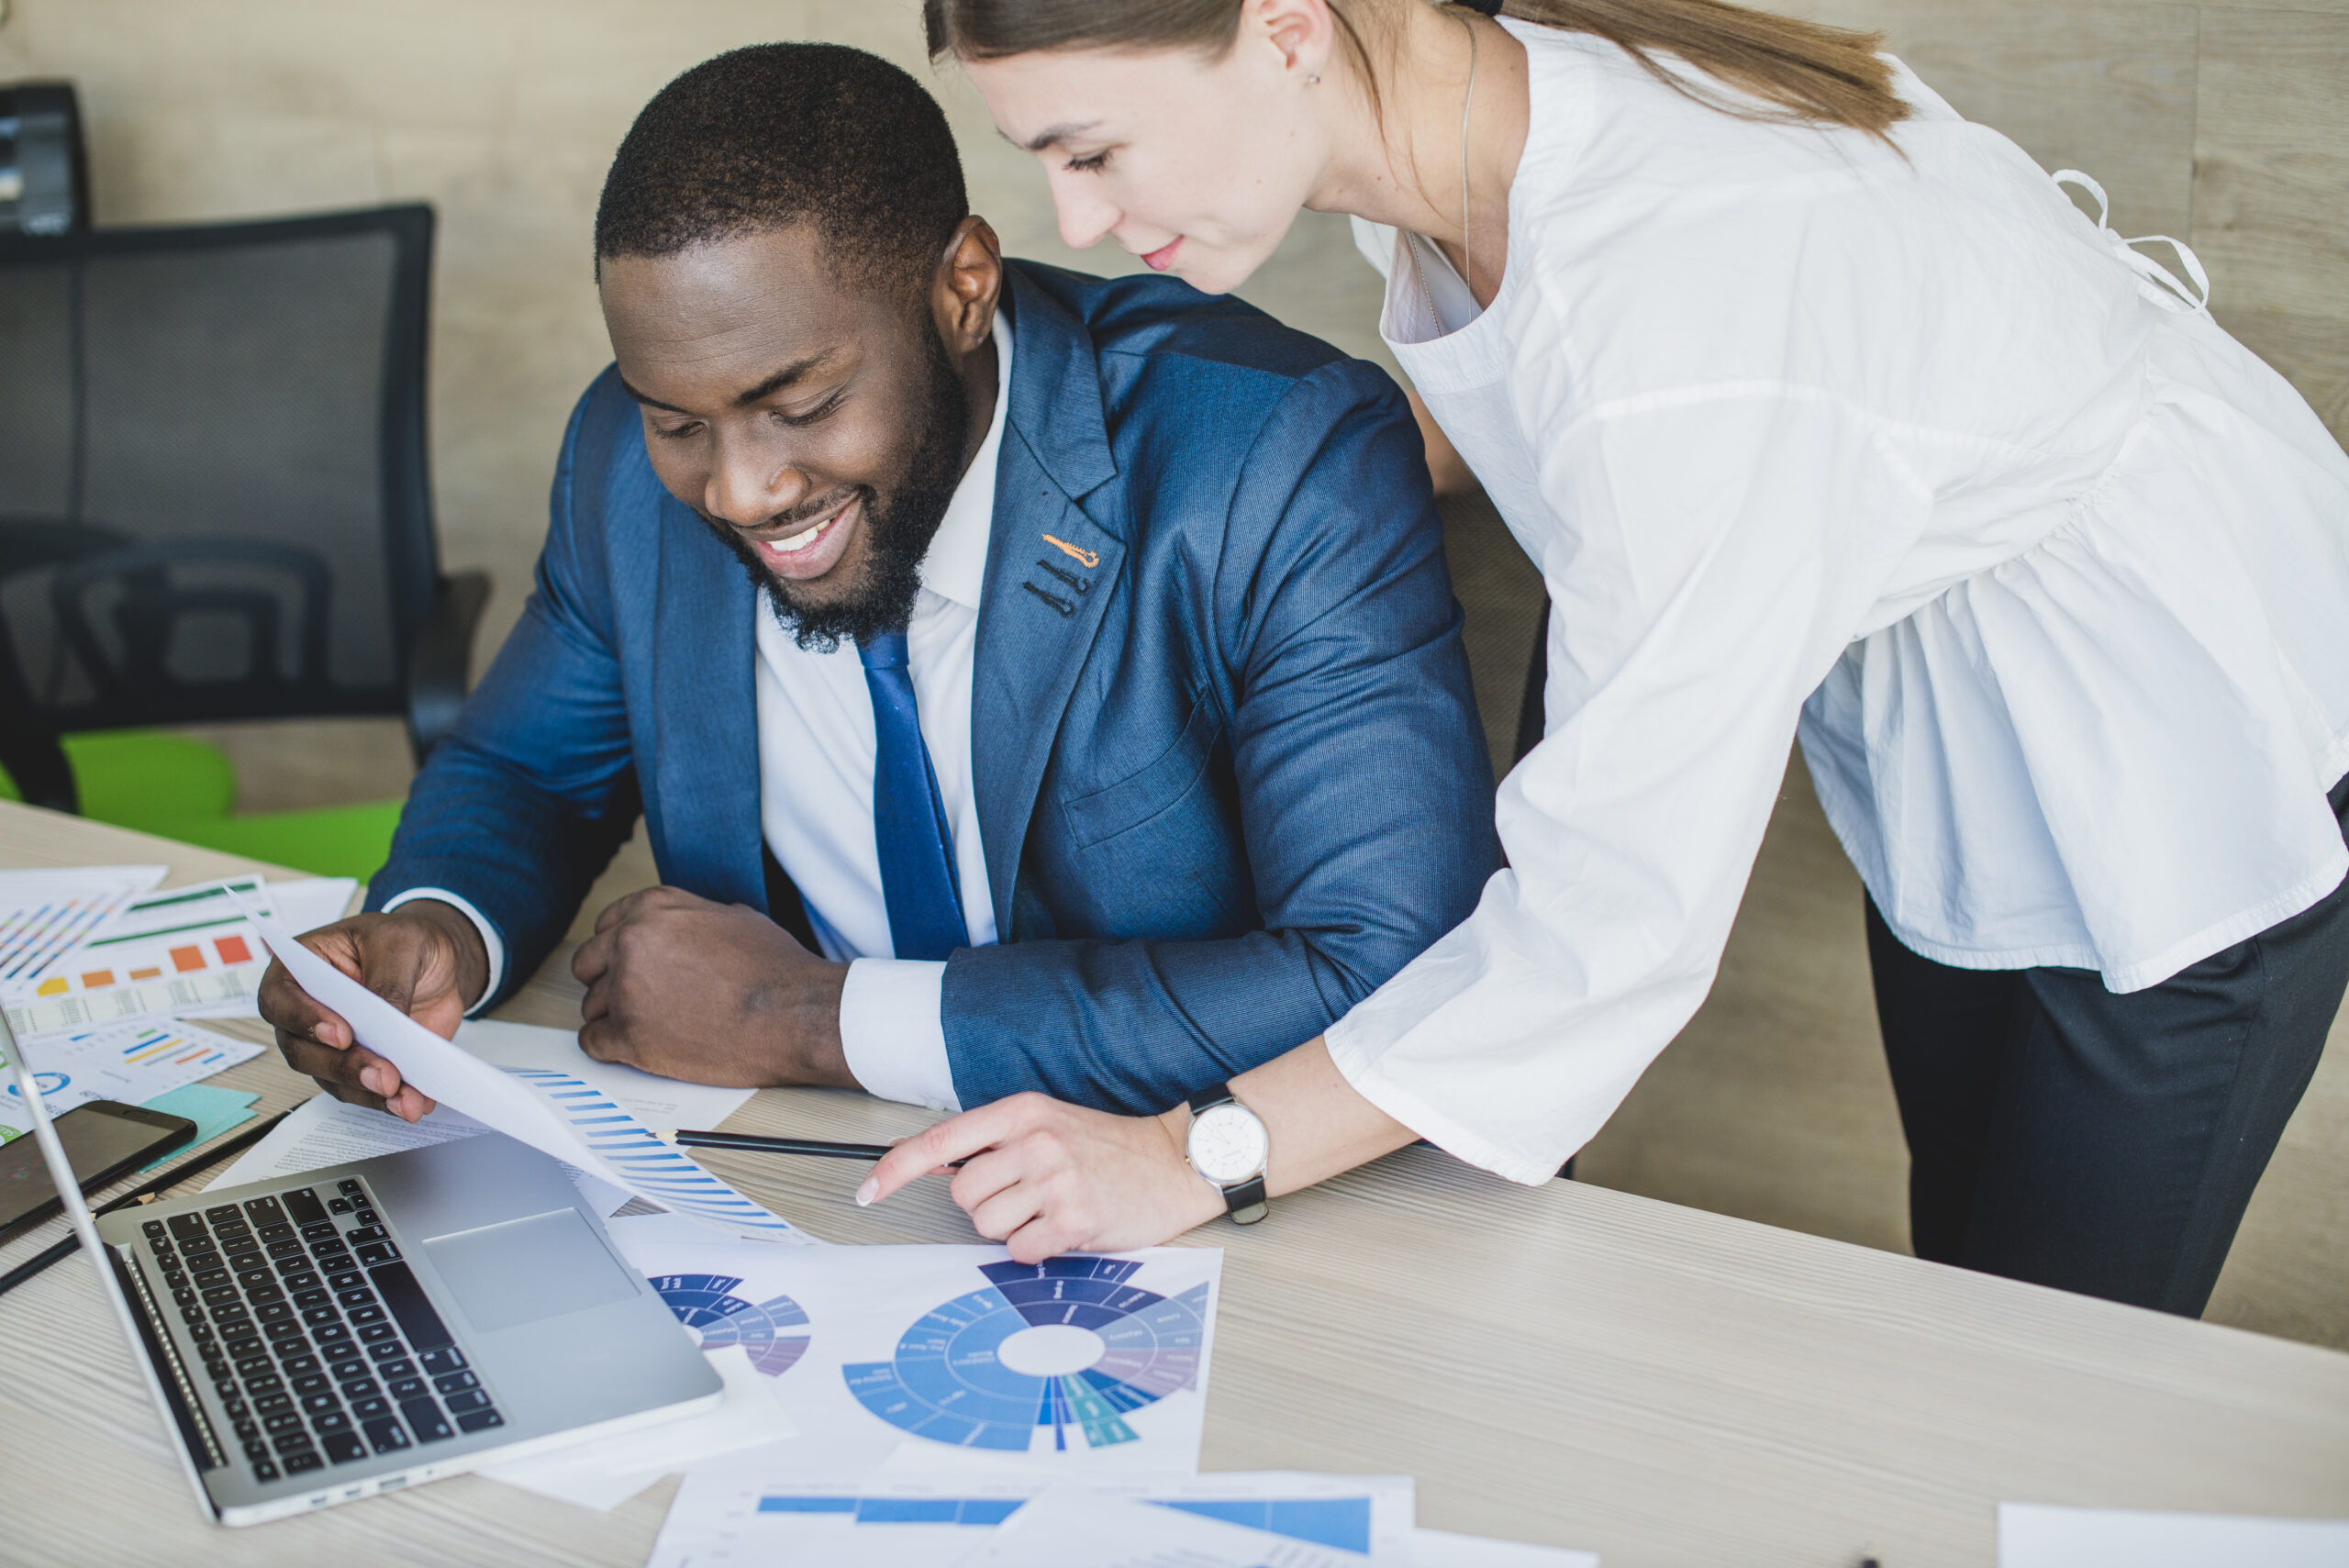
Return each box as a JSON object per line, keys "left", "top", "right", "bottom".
{"left": 1458, "top": 7, "right": 1480, "bottom": 298}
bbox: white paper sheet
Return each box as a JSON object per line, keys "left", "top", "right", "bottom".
{"left": 478, "top": 1345, "right": 799, "bottom": 1510}
{"left": 238, "top": 904, "right": 801, "bottom": 1239}
{"left": 651, "top": 1468, "right": 1413, "bottom": 1568}
{"left": 611, "top": 1235, "right": 1221, "bottom": 1485}
{"left": 0, "top": 1018, "right": 262, "bottom": 1142}
{"left": 1408, "top": 1529, "right": 1599, "bottom": 1566}
{"left": 956, "top": 1487, "right": 1361, "bottom": 1568}
{"left": 269, "top": 876, "right": 361, "bottom": 935}
{"left": 1998, "top": 1503, "right": 2349, "bottom": 1566}
{"left": 456, "top": 1018, "right": 754, "bottom": 1135}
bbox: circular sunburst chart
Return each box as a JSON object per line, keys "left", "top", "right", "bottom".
{"left": 650, "top": 1273, "right": 812, "bottom": 1377}
{"left": 844, "top": 1255, "right": 1209, "bottom": 1453}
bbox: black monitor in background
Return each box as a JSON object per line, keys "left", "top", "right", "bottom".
{"left": 0, "top": 82, "right": 89, "bottom": 238}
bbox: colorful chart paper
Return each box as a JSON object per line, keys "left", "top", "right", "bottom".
{"left": 0, "top": 1019, "right": 262, "bottom": 1144}
{"left": 0, "top": 865, "right": 166, "bottom": 983}
{"left": 652, "top": 1273, "right": 814, "bottom": 1377}
{"left": 607, "top": 1235, "right": 1221, "bottom": 1480}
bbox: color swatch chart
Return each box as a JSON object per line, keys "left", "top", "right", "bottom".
{"left": 844, "top": 1255, "right": 1210, "bottom": 1453}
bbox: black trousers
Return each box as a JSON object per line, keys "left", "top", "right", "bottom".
{"left": 1866, "top": 773, "right": 2349, "bottom": 1316}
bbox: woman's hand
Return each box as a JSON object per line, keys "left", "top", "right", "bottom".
{"left": 858, "top": 1093, "right": 1225, "bottom": 1263}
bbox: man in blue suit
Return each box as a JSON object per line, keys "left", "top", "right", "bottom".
{"left": 259, "top": 43, "right": 1496, "bottom": 1124}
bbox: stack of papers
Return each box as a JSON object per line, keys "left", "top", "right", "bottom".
{"left": 0, "top": 867, "right": 355, "bottom": 1145}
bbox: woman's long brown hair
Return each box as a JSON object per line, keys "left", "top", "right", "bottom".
{"left": 925, "top": 0, "right": 1909, "bottom": 141}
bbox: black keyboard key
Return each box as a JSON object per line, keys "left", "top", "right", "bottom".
{"left": 255, "top": 1303, "right": 294, "bottom": 1324}
{"left": 243, "top": 1372, "right": 284, "bottom": 1396}
{"left": 322, "top": 1430, "right": 368, "bottom": 1464}
{"left": 362, "top": 1417, "right": 410, "bottom": 1454}
{"left": 247, "top": 1284, "right": 285, "bottom": 1307}
{"left": 255, "top": 1393, "right": 294, "bottom": 1416}
{"left": 202, "top": 1284, "right": 239, "bottom": 1305}
{"left": 328, "top": 1196, "right": 353, "bottom": 1214}
{"left": 431, "top": 1369, "right": 478, "bottom": 1395}
{"left": 454, "top": 1408, "right": 504, "bottom": 1434}
{"left": 359, "top": 1324, "right": 399, "bottom": 1344}
{"left": 328, "top": 1270, "right": 365, "bottom": 1291}
{"left": 234, "top": 1418, "right": 261, "bottom": 1441}
{"left": 241, "top": 1438, "right": 270, "bottom": 1460}
{"left": 350, "top": 1396, "right": 393, "bottom": 1419}
{"left": 281, "top": 1354, "right": 321, "bottom": 1377}
{"left": 194, "top": 1268, "right": 229, "bottom": 1290}
{"left": 262, "top": 1411, "right": 304, "bottom": 1434}
{"left": 400, "top": 1398, "right": 453, "bottom": 1442}
{"left": 225, "top": 1335, "right": 263, "bottom": 1359}
{"left": 368, "top": 1345, "right": 408, "bottom": 1366}
{"left": 262, "top": 1321, "right": 306, "bottom": 1342}
{"left": 368, "top": 1261, "right": 451, "bottom": 1351}
{"left": 143, "top": 1218, "right": 168, "bottom": 1239}
{"left": 235, "top": 1267, "right": 272, "bottom": 1289}
{"left": 338, "top": 1178, "right": 364, "bottom": 1195}
{"left": 301, "top": 1393, "right": 340, "bottom": 1415}
{"left": 283, "top": 1187, "right": 328, "bottom": 1227}
{"left": 313, "top": 1411, "right": 352, "bottom": 1436}
{"left": 242, "top": 1195, "right": 284, "bottom": 1222}
{"left": 266, "top": 1240, "right": 306, "bottom": 1261}
{"left": 234, "top": 1354, "right": 272, "bottom": 1376}
{"left": 205, "top": 1205, "right": 241, "bottom": 1225}
{"left": 273, "top": 1428, "right": 314, "bottom": 1453}
{"left": 275, "top": 1255, "right": 311, "bottom": 1278}
{"left": 340, "top": 1377, "right": 381, "bottom": 1399}
{"left": 283, "top": 1451, "right": 324, "bottom": 1475}
{"left": 330, "top": 1358, "right": 369, "bottom": 1380}
{"left": 302, "top": 1307, "right": 341, "bottom": 1328}
{"left": 292, "top": 1373, "right": 330, "bottom": 1396}
{"left": 336, "top": 1287, "right": 376, "bottom": 1308}
{"left": 252, "top": 1458, "right": 280, "bottom": 1482}
{"left": 227, "top": 1252, "right": 264, "bottom": 1274}
{"left": 343, "top": 1225, "right": 388, "bottom": 1245}
{"left": 271, "top": 1335, "right": 312, "bottom": 1360}
{"left": 312, "top": 1322, "right": 353, "bottom": 1345}
{"left": 388, "top": 1376, "right": 427, "bottom": 1400}
{"left": 355, "top": 1242, "right": 400, "bottom": 1267}
{"left": 349, "top": 1306, "right": 386, "bottom": 1327}
{"left": 354, "top": 1207, "right": 378, "bottom": 1226}
{"left": 417, "top": 1347, "right": 466, "bottom": 1377}
{"left": 443, "top": 1389, "right": 491, "bottom": 1414}
{"left": 291, "top": 1288, "right": 329, "bottom": 1310}
{"left": 180, "top": 1307, "right": 207, "bottom": 1328}
{"left": 257, "top": 1220, "right": 295, "bottom": 1242}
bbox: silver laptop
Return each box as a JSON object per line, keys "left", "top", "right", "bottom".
{"left": 4, "top": 1013, "right": 721, "bottom": 1527}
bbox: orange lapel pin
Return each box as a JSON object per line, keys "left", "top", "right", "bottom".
{"left": 1041, "top": 534, "right": 1099, "bottom": 570}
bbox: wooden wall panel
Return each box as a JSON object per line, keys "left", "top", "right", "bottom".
{"left": 2192, "top": 7, "right": 2349, "bottom": 441}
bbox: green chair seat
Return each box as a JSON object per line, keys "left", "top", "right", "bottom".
{"left": 1, "top": 729, "right": 400, "bottom": 883}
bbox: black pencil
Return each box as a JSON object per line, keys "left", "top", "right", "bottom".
{"left": 674, "top": 1129, "right": 963, "bottom": 1167}
{"left": 0, "top": 1103, "right": 299, "bottom": 1302}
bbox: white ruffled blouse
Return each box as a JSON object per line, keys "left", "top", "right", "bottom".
{"left": 1332, "top": 19, "right": 2349, "bottom": 1184}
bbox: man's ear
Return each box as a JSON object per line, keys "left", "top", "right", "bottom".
{"left": 932, "top": 215, "right": 1004, "bottom": 357}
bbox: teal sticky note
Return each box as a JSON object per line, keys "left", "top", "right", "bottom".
{"left": 138, "top": 1084, "right": 261, "bottom": 1171}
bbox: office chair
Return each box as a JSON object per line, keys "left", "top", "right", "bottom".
{"left": 0, "top": 202, "right": 487, "bottom": 879}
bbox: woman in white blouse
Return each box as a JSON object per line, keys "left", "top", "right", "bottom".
{"left": 862, "top": 0, "right": 2349, "bottom": 1313}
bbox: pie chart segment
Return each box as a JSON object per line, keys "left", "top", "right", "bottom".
{"left": 651, "top": 1272, "right": 813, "bottom": 1378}
{"left": 844, "top": 1257, "right": 1210, "bottom": 1454}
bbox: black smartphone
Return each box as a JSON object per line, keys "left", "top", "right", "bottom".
{"left": 0, "top": 1100, "right": 199, "bottom": 1241}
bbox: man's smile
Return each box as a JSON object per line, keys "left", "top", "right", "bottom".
{"left": 748, "top": 493, "right": 862, "bottom": 582}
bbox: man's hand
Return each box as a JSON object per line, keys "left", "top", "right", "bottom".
{"left": 256, "top": 901, "right": 489, "bottom": 1123}
{"left": 571, "top": 886, "right": 854, "bottom": 1088}
{"left": 858, "top": 1093, "right": 1224, "bottom": 1264}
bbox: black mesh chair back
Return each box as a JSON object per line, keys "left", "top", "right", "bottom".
{"left": 0, "top": 204, "right": 485, "bottom": 812}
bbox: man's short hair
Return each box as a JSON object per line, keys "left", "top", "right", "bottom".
{"left": 595, "top": 43, "right": 970, "bottom": 294}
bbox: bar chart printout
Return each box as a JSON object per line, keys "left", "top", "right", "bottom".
{"left": 0, "top": 1018, "right": 262, "bottom": 1143}
{"left": 2, "top": 876, "right": 279, "bottom": 1035}
{"left": 0, "top": 865, "right": 166, "bottom": 984}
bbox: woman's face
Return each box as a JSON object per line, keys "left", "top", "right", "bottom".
{"left": 963, "top": 39, "right": 1329, "bottom": 296}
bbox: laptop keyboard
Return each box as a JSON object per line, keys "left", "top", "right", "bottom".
{"left": 139, "top": 1177, "right": 504, "bottom": 1485}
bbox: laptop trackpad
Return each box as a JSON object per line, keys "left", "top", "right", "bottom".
{"left": 421, "top": 1208, "right": 638, "bottom": 1334}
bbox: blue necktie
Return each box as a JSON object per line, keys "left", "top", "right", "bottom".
{"left": 857, "top": 628, "right": 968, "bottom": 960}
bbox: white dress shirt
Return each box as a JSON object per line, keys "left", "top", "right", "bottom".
{"left": 1331, "top": 22, "right": 2349, "bottom": 1185}
{"left": 392, "top": 314, "right": 1013, "bottom": 1114}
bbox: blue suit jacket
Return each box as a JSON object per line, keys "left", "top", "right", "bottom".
{"left": 371, "top": 261, "right": 1499, "bottom": 1114}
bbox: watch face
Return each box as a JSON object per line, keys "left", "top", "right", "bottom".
{"left": 1186, "top": 1102, "right": 1268, "bottom": 1185}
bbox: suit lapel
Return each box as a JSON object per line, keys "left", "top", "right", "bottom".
{"left": 646, "top": 492, "right": 767, "bottom": 910}
{"left": 971, "top": 268, "right": 1123, "bottom": 940}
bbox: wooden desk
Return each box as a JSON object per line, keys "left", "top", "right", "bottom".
{"left": 3, "top": 801, "right": 2345, "bottom": 1566}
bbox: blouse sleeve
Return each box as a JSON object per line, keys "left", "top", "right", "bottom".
{"left": 1324, "top": 384, "right": 1927, "bottom": 1183}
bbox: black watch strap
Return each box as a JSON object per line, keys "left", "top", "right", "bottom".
{"left": 1186, "top": 1084, "right": 1269, "bottom": 1225}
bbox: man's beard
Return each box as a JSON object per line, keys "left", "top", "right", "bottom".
{"left": 707, "top": 327, "right": 971, "bottom": 654}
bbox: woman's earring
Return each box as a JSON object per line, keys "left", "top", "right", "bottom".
{"left": 1306, "top": 73, "right": 1320, "bottom": 85}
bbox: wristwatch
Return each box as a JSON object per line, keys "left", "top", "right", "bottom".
{"left": 1184, "top": 1083, "right": 1269, "bottom": 1225}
